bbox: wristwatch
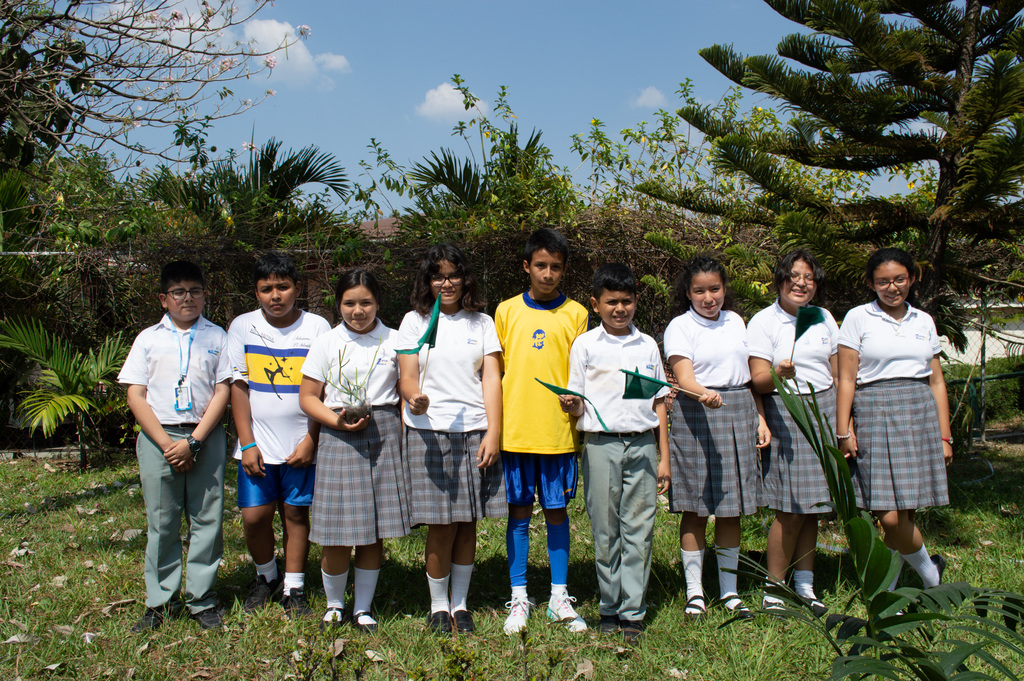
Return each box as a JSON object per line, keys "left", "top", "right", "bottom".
{"left": 186, "top": 435, "right": 203, "bottom": 456}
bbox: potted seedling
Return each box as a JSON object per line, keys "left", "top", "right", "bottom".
{"left": 325, "top": 339, "right": 381, "bottom": 424}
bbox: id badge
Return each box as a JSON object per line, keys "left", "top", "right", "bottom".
{"left": 174, "top": 385, "right": 193, "bottom": 412}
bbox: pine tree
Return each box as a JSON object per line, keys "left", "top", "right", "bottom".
{"left": 640, "top": 0, "right": 1024, "bottom": 338}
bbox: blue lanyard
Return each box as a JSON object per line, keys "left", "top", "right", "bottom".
{"left": 169, "top": 315, "right": 198, "bottom": 386}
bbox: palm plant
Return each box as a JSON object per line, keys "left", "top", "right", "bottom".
{"left": 0, "top": 318, "right": 130, "bottom": 469}
{"left": 756, "top": 373, "right": 1024, "bottom": 680}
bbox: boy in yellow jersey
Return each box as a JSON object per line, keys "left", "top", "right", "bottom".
{"left": 495, "top": 228, "right": 589, "bottom": 634}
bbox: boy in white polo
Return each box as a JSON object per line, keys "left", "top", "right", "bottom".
{"left": 119, "top": 260, "right": 231, "bottom": 632}
{"left": 559, "top": 263, "right": 670, "bottom": 643}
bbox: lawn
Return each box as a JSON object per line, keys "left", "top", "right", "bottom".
{"left": 2, "top": 435, "right": 1023, "bottom": 680}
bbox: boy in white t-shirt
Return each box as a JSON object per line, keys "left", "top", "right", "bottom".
{"left": 118, "top": 261, "right": 232, "bottom": 632}
{"left": 559, "top": 263, "right": 671, "bottom": 643}
{"left": 227, "top": 252, "right": 331, "bottom": 618}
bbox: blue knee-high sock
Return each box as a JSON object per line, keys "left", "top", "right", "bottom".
{"left": 546, "top": 519, "right": 570, "bottom": 587}
{"left": 507, "top": 516, "right": 530, "bottom": 588}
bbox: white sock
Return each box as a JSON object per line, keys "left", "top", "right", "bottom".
{"left": 511, "top": 585, "right": 528, "bottom": 601}
{"left": 550, "top": 584, "right": 567, "bottom": 599}
{"left": 283, "top": 572, "right": 305, "bottom": 592}
{"left": 716, "top": 545, "right": 741, "bottom": 609}
{"left": 352, "top": 567, "right": 379, "bottom": 618}
{"left": 792, "top": 569, "right": 816, "bottom": 601}
{"left": 903, "top": 545, "right": 940, "bottom": 588}
{"left": 681, "top": 549, "right": 704, "bottom": 611}
{"left": 449, "top": 562, "right": 474, "bottom": 613}
{"left": 255, "top": 558, "right": 278, "bottom": 583}
{"left": 322, "top": 569, "right": 348, "bottom": 613}
{"left": 887, "top": 549, "right": 904, "bottom": 591}
{"left": 427, "top": 573, "right": 450, "bottom": 614}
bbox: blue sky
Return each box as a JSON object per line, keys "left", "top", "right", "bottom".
{"left": 139, "top": 1, "right": 810, "bottom": 207}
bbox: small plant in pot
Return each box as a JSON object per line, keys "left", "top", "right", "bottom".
{"left": 324, "top": 340, "right": 380, "bottom": 425}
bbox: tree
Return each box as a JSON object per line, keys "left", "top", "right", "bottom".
{"left": 640, "top": 0, "right": 1024, "bottom": 338}
{"left": 0, "top": 0, "right": 302, "bottom": 167}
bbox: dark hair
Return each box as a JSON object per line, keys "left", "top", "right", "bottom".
{"left": 160, "top": 260, "right": 205, "bottom": 292}
{"left": 410, "top": 244, "right": 486, "bottom": 315}
{"left": 671, "top": 255, "right": 729, "bottom": 316}
{"left": 865, "top": 247, "right": 919, "bottom": 303}
{"left": 523, "top": 228, "right": 570, "bottom": 265}
{"left": 591, "top": 263, "right": 636, "bottom": 299}
{"left": 773, "top": 249, "right": 826, "bottom": 292}
{"left": 253, "top": 251, "right": 299, "bottom": 288}
{"left": 334, "top": 268, "right": 382, "bottom": 307}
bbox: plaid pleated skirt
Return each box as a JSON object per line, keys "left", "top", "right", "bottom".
{"left": 761, "top": 387, "right": 835, "bottom": 514}
{"left": 668, "top": 386, "right": 763, "bottom": 516}
{"left": 406, "top": 427, "right": 507, "bottom": 525}
{"left": 849, "top": 378, "right": 949, "bottom": 511}
{"left": 310, "top": 405, "right": 413, "bottom": 547}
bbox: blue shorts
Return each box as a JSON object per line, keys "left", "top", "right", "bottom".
{"left": 502, "top": 452, "right": 578, "bottom": 508}
{"left": 237, "top": 462, "right": 315, "bottom": 508}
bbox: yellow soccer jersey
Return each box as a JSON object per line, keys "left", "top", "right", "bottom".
{"left": 496, "top": 292, "right": 589, "bottom": 454}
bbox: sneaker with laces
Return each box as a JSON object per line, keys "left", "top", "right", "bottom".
{"left": 282, "top": 588, "right": 313, "bottom": 620}
{"left": 243, "top": 574, "right": 282, "bottom": 613}
{"left": 190, "top": 607, "right": 222, "bottom": 631}
{"left": 503, "top": 596, "right": 532, "bottom": 634}
{"left": 547, "top": 593, "right": 588, "bottom": 632}
{"left": 131, "top": 606, "right": 167, "bottom": 633}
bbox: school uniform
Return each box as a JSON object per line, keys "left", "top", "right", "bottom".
{"left": 396, "top": 309, "right": 506, "bottom": 524}
{"left": 301, "top": 321, "right": 412, "bottom": 546}
{"left": 747, "top": 302, "right": 839, "bottom": 514}
{"left": 838, "top": 301, "right": 949, "bottom": 510}
{"left": 117, "top": 314, "right": 231, "bottom": 614}
{"left": 663, "top": 309, "right": 763, "bottom": 516}
{"left": 567, "top": 323, "right": 668, "bottom": 622}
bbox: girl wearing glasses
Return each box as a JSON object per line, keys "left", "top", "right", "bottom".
{"left": 836, "top": 247, "right": 952, "bottom": 590}
{"left": 747, "top": 250, "right": 838, "bottom": 613}
{"left": 396, "top": 244, "right": 506, "bottom": 635}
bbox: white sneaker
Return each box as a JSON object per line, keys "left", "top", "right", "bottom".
{"left": 503, "top": 595, "right": 532, "bottom": 634}
{"left": 547, "top": 593, "right": 588, "bottom": 632}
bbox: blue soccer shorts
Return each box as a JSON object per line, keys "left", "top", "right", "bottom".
{"left": 237, "top": 462, "right": 315, "bottom": 508}
{"left": 502, "top": 451, "right": 578, "bottom": 508}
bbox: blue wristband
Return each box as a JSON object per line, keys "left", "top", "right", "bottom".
{"left": 240, "top": 442, "right": 258, "bottom": 452}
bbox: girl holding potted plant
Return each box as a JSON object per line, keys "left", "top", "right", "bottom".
{"left": 396, "top": 244, "right": 505, "bottom": 635}
{"left": 836, "top": 247, "right": 952, "bottom": 588}
{"left": 299, "top": 268, "right": 411, "bottom": 632}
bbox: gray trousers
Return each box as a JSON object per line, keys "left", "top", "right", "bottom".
{"left": 581, "top": 430, "right": 657, "bottom": 621}
{"left": 136, "top": 424, "right": 225, "bottom": 613}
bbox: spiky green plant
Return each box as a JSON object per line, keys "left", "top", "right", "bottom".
{"left": 0, "top": 318, "right": 129, "bottom": 469}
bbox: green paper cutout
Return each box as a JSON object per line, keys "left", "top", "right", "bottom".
{"left": 620, "top": 367, "right": 673, "bottom": 399}
{"left": 395, "top": 295, "right": 441, "bottom": 355}
{"left": 534, "top": 378, "right": 610, "bottom": 432}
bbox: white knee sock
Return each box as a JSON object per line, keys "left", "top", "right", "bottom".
{"left": 427, "top": 573, "right": 450, "bottom": 614}
{"left": 322, "top": 569, "right": 348, "bottom": 613}
{"left": 352, "top": 567, "right": 379, "bottom": 621}
{"left": 903, "top": 545, "right": 940, "bottom": 588}
{"left": 449, "top": 562, "right": 474, "bottom": 612}
{"left": 716, "top": 545, "right": 741, "bottom": 609}
{"left": 887, "top": 549, "right": 904, "bottom": 591}
{"left": 792, "top": 569, "right": 817, "bottom": 600}
{"left": 681, "top": 549, "right": 704, "bottom": 611}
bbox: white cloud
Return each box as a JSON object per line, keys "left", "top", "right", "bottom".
{"left": 244, "top": 19, "right": 349, "bottom": 91}
{"left": 631, "top": 86, "right": 667, "bottom": 109}
{"left": 415, "top": 83, "right": 489, "bottom": 121}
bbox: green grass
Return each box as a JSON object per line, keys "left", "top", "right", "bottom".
{"left": 2, "top": 439, "right": 1024, "bottom": 680}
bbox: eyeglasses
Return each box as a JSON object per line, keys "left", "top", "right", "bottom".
{"left": 430, "top": 274, "right": 463, "bottom": 287}
{"left": 164, "top": 287, "right": 206, "bottom": 301}
{"left": 788, "top": 272, "right": 816, "bottom": 284}
{"left": 873, "top": 276, "right": 909, "bottom": 289}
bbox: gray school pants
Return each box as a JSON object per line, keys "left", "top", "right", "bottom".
{"left": 581, "top": 430, "right": 657, "bottom": 622}
{"left": 136, "top": 424, "right": 225, "bottom": 614}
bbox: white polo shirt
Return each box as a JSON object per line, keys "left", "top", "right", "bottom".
{"left": 663, "top": 309, "right": 751, "bottom": 388}
{"left": 118, "top": 315, "right": 231, "bottom": 425}
{"left": 838, "top": 301, "right": 941, "bottom": 385}
{"left": 396, "top": 309, "right": 502, "bottom": 432}
{"left": 747, "top": 301, "right": 838, "bottom": 394}
{"left": 227, "top": 309, "right": 330, "bottom": 463}
{"left": 302, "top": 320, "right": 400, "bottom": 409}
{"left": 567, "top": 323, "right": 668, "bottom": 434}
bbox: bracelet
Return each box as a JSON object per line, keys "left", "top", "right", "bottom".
{"left": 836, "top": 432, "right": 852, "bottom": 440}
{"left": 941, "top": 436, "right": 954, "bottom": 446}
{"left": 240, "top": 442, "right": 258, "bottom": 452}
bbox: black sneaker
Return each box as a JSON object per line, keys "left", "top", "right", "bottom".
{"left": 598, "top": 614, "right": 621, "bottom": 634}
{"left": 621, "top": 619, "right": 645, "bottom": 643}
{"left": 190, "top": 608, "right": 222, "bottom": 631}
{"left": 131, "top": 606, "right": 167, "bottom": 633}
{"left": 931, "top": 554, "right": 947, "bottom": 584}
{"left": 243, "top": 574, "right": 282, "bottom": 613}
{"left": 282, "top": 588, "right": 313, "bottom": 620}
